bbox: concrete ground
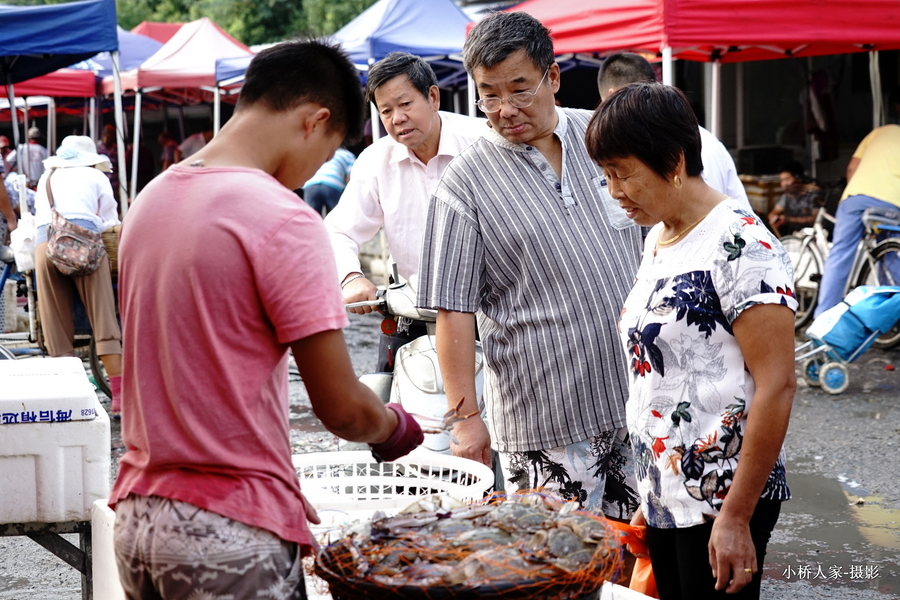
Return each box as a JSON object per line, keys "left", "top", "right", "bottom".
{"left": 1, "top": 313, "right": 898, "bottom": 599}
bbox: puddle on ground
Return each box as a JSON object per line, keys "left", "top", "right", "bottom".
{"left": 0, "top": 575, "right": 31, "bottom": 591}
{"left": 290, "top": 405, "right": 326, "bottom": 434}
{"left": 766, "top": 461, "right": 900, "bottom": 594}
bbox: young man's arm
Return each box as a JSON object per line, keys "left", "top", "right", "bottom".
{"left": 290, "top": 329, "right": 421, "bottom": 458}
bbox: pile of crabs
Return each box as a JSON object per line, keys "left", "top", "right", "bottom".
{"left": 315, "top": 491, "right": 623, "bottom": 599}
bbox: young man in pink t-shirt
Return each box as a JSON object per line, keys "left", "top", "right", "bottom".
{"left": 109, "top": 41, "right": 423, "bottom": 600}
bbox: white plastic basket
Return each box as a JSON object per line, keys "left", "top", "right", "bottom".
{"left": 293, "top": 448, "right": 494, "bottom": 512}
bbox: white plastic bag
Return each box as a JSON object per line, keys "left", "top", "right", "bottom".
{"left": 10, "top": 210, "right": 36, "bottom": 272}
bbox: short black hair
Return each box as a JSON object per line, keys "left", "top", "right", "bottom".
{"left": 237, "top": 40, "right": 364, "bottom": 145}
{"left": 586, "top": 82, "right": 703, "bottom": 180}
{"left": 597, "top": 52, "right": 657, "bottom": 99}
{"left": 463, "top": 11, "right": 554, "bottom": 74}
{"left": 781, "top": 160, "right": 806, "bottom": 180}
{"left": 365, "top": 52, "right": 438, "bottom": 105}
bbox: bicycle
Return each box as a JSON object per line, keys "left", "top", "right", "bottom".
{"left": 780, "top": 206, "right": 900, "bottom": 348}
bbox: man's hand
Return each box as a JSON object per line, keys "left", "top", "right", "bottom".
{"left": 709, "top": 514, "right": 758, "bottom": 593}
{"left": 450, "top": 415, "right": 492, "bottom": 467}
{"left": 342, "top": 274, "right": 379, "bottom": 314}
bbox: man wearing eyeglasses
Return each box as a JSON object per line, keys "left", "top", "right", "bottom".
{"left": 418, "top": 11, "right": 643, "bottom": 521}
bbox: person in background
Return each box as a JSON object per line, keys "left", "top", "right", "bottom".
{"left": 32, "top": 136, "right": 122, "bottom": 412}
{"left": 108, "top": 40, "right": 423, "bottom": 600}
{"left": 324, "top": 51, "right": 486, "bottom": 372}
{"left": 96, "top": 124, "right": 120, "bottom": 200}
{"left": 815, "top": 120, "right": 900, "bottom": 317}
{"left": 0, "top": 176, "right": 15, "bottom": 243}
{"left": 418, "top": 11, "right": 642, "bottom": 522}
{"left": 157, "top": 131, "right": 179, "bottom": 172}
{"left": 7, "top": 127, "right": 48, "bottom": 187}
{"left": 175, "top": 127, "right": 213, "bottom": 163}
{"left": 302, "top": 146, "right": 355, "bottom": 216}
{"left": 767, "top": 161, "right": 823, "bottom": 236}
{"left": 597, "top": 53, "right": 750, "bottom": 209}
{"left": 587, "top": 82, "right": 796, "bottom": 600}
{"left": 0, "top": 135, "right": 14, "bottom": 178}
{"left": 125, "top": 139, "right": 155, "bottom": 194}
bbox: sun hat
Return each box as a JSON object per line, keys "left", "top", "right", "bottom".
{"left": 43, "top": 135, "right": 112, "bottom": 172}
{"left": 0, "top": 135, "right": 10, "bottom": 149}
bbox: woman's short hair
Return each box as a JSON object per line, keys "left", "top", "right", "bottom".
{"left": 365, "top": 52, "right": 438, "bottom": 105}
{"left": 237, "top": 40, "right": 364, "bottom": 145}
{"left": 463, "top": 11, "right": 554, "bottom": 74}
{"left": 586, "top": 82, "right": 703, "bottom": 180}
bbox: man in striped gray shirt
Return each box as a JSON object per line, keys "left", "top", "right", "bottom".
{"left": 418, "top": 11, "right": 643, "bottom": 519}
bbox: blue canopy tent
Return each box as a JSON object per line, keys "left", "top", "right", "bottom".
{"left": 214, "top": 0, "right": 473, "bottom": 133}
{"left": 334, "top": 0, "right": 471, "bottom": 67}
{"left": 77, "top": 26, "right": 164, "bottom": 78}
{"left": 0, "top": 0, "right": 127, "bottom": 212}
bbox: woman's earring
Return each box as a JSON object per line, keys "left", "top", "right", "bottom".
{"left": 673, "top": 175, "right": 683, "bottom": 189}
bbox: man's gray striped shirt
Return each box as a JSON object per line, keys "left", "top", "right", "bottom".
{"left": 418, "top": 107, "right": 643, "bottom": 453}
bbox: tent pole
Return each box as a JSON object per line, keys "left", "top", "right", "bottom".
{"left": 213, "top": 86, "right": 221, "bottom": 136}
{"left": 131, "top": 91, "right": 142, "bottom": 203}
{"left": 869, "top": 51, "right": 883, "bottom": 130}
{"left": 22, "top": 101, "right": 30, "bottom": 181}
{"left": 177, "top": 106, "right": 185, "bottom": 142}
{"left": 49, "top": 98, "right": 57, "bottom": 153}
{"left": 662, "top": 47, "right": 674, "bottom": 86}
{"left": 736, "top": 63, "right": 744, "bottom": 151}
{"left": 370, "top": 102, "right": 380, "bottom": 142}
{"left": 89, "top": 97, "right": 97, "bottom": 141}
{"left": 710, "top": 61, "right": 721, "bottom": 139}
{"left": 111, "top": 50, "right": 129, "bottom": 218}
{"left": 6, "top": 79, "right": 21, "bottom": 173}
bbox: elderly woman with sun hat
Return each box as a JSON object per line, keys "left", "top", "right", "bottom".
{"left": 33, "top": 135, "right": 122, "bottom": 414}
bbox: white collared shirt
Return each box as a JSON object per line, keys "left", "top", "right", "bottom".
{"left": 324, "top": 111, "right": 487, "bottom": 282}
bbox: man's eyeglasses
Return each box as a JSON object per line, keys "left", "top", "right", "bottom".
{"left": 475, "top": 68, "right": 550, "bottom": 114}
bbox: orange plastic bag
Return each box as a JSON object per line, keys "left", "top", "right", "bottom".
{"left": 609, "top": 521, "right": 659, "bottom": 598}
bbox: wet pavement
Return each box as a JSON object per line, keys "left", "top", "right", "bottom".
{"left": 2, "top": 314, "right": 899, "bottom": 599}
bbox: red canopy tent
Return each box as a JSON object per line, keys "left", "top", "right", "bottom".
{"left": 511, "top": 0, "right": 900, "bottom": 63}
{"left": 101, "top": 17, "right": 254, "bottom": 201}
{"left": 106, "top": 17, "right": 252, "bottom": 97}
{"left": 130, "top": 21, "right": 183, "bottom": 45}
{"left": 11, "top": 68, "right": 97, "bottom": 97}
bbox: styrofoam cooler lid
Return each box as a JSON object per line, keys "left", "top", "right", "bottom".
{"left": 0, "top": 356, "right": 99, "bottom": 424}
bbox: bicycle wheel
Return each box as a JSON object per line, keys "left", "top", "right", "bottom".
{"left": 853, "top": 239, "right": 900, "bottom": 349}
{"left": 780, "top": 235, "right": 822, "bottom": 329}
{"left": 0, "top": 345, "right": 15, "bottom": 360}
{"left": 89, "top": 337, "right": 112, "bottom": 398}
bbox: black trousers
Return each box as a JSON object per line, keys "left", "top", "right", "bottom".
{"left": 645, "top": 499, "right": 782, "bottom": 600}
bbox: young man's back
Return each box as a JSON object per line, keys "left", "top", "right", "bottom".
{"left": 112, "top": 164, "right": 344, "bottom": 547}
{"left": 109, "top": 40, "right": 423, "bottom": 600}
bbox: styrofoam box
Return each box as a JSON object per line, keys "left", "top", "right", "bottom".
{"left": 0, "top": 356, "right": 99, "bottom": 423}
{"left": 0, "top": 383, "right": 110, "bottom": 524}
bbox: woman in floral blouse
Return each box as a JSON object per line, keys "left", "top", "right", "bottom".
{"left": 586, "top": 83, "right": 798, "bottom": 600}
